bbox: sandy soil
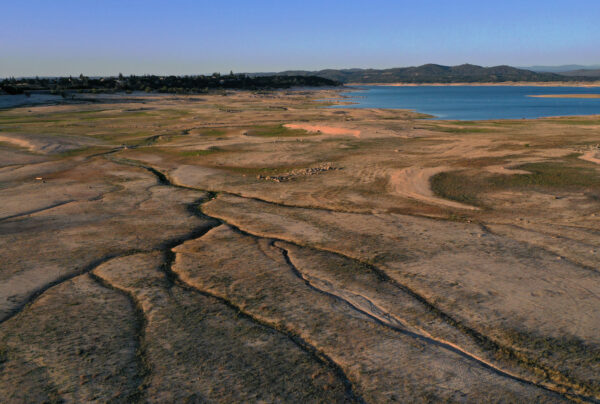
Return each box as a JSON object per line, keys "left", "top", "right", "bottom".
{"left": 284, "top": 123, "right": 361, "bottom": 137}
{"left": 389, "top": 166, "right": 479, "bottom": 210}
{"left": 484, "top": 165, "right": 532, "bottom": 175}
{"left": 0, "top": 135, "right": 36, "bottom": 150}
{"left": 580, "top": 150, "right": 600, "bottom": 165}
{"left": 0, "top": 133, "right": 97, "bottom": 154}
{"left": 0, "top": 90, "right": 598, "bottom": 402}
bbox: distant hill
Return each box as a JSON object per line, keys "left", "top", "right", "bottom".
{"left": 520, "top": 65, "right": 600, "bottom": 73}
{"left": 560, "top": 69, "right": 600, "bottom": 77}
{"left": 249, "top": 64, "right": 595, "bottom": 84}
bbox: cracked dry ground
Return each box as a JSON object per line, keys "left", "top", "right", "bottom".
{"left": 0, "top": 91, "right": 599, "bottom": 403}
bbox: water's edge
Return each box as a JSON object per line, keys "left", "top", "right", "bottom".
{"left": 333, "top": 85, "right": 600, "bottom": 120}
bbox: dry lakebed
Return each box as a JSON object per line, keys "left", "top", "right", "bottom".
{"left": 0, "top": 89, "right": 599, "bottom": 403}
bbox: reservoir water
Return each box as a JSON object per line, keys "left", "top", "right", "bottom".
{"left": 340, "top": 85, "right": 600, "bottom": 120}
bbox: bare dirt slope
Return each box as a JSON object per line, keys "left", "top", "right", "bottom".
{"left": 0, "top": 90, "right": 598, "bottom": 402}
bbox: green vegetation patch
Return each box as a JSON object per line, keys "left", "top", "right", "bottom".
{"left": 1, "top": 109, "right": 141, "bottom": 121}
{"left": 455, "top": 156, "right": 510, "bottom": 168}
{"left": 219, "top": 164, "right": 305, "bottom": 176}
{"left": 178, "top": 147, "right": 222, "bottom": 157}
{"left": 94, "top": 131, "right": 154, "bottom": 143}
{"left": 142, "top": 146, "right": 224, "bottom": 160}
{"left": 426, "top": 125, "right": 494, "bottom": 134}
{"left": 55, "top": 146, "right": 111, "bottom": 158}
{"left": 543, "top": 117, "right": 600, "bottom": 125}
{"left": 431, "top": 160, "right": 600, "bottom": 207}
{"left": 198, "top": 128, "right": 227, "bottom": 137}
{"left": 0, "top": 140, "right": 29, "bottom": 152}
{"left": 244, "top": 124, "right": 314, "bottom": 138}
{"left": 499, "top": 328, "right": 600, "bottom": 395}
{"left": 489, "top": 120, "right": 529, "bottom": 127}
{"left": 430, "top": 170, "right": 484, "bottom": 206}
{"left": 503, "top": 328, "right": 600, "bottom": 364}
{"left": 493, "top": 161, "right": 600, "bottom": 189}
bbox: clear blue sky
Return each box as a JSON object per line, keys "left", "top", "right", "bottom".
{"left": 2, "top": 0, "right": 599, "bottom": 76}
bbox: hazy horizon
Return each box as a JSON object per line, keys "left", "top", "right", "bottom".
{"left": 2, "top": 0, "right": 600, "bottom": 77}
{"left": 4, "top": 63, "right": 600, "bottom": 80}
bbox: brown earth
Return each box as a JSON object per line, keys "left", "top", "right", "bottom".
{"left": 0, "top": 89, "right": 598, "bottom": 402}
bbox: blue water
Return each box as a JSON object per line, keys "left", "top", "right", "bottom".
{"left": 339, "top": 86, "right": 600, "bottom": 120}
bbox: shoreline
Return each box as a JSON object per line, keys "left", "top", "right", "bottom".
{"left": 346, "top": 81, "right": 600, "bottom": 87}
{"left": 324, "top": 89, "right": 600, "bottom": 122}
{"left": 527, "top": 94, "right": 600, "bottom": 99}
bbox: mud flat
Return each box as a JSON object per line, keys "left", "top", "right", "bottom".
{"left": 0, "top": 89, "right": 598, "bottom": 402}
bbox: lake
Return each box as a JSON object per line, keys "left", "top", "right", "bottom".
{"left": 339, "top": 85, "right": 600, "bottom": 120}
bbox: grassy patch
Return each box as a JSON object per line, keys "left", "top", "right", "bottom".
{"left": 424, "top": 125, "right": 493, "bottom": 134}
{"left": 134, "top": 133, "right": 185, "bottom": 147}
{"left": 503, "top": 329, "right": 600, "bottom": 363}
{"left": 455, "top": 156, "right": 510, "bottom": 168}
{"left": 198, "top": 128, "right": 227, "bottom": 137}
{"left": 0, "top": 140, "right": 31, "bottom": 152}
{"left": 493, "top": 161, "right": 600, "bottom": 189}
{"left": 244, "top": 124, "right": 313, "bottom": 138}
{"left": 0, "top": 117, "right": 63, "bottom": 125}
{"left": 178, "top": 147, "right": 221, "bottom": 157}
{"left": 94, "top": 131, "right": 153, "bottom": 143}
{"left": 500, "top": 328, "right": 600, "bottom": 395}
{"left": 219, "top": 164, "right": 303, "bottom": 176}
{"left": 143, "top": 146, "right": 224, "bottom": 160}
{"left": 0, "top": 110, "right": 152, "bottom": 127}
{"left": 55, "top": 146, "right": 110, "bottom": 158}
{"left": 543, "top": 117, "right": 600, "bottom": 125}
{"left": 149, "top": 108, "right": 192, "bottom": 117}
{"left": 488, "top": 120, "right": 528, "bottom": 127}
{"left": 431, "top": 160, "right": 600, "bottom": 206}
{"left": 0, "top": 346, "right": 8, "bottom": 364}
{"left": 430, "top": 170, "right": 484, "bottom": 206}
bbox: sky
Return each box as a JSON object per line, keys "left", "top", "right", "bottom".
{"left": 2, "top": 0, "right": 599, "bottom": 77}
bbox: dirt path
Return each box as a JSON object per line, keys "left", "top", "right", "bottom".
{"left": 0, "top": 135, "right": 35, "bottom": 151}
{"left": 580, "top": 150, "right": 600, "bottom": 165}
{"left": 389, "top": 166, "right": 479, "bottom": 210}
{"left": 284, "top": 123, "right": 361, "bottom": 137}
{"left": 484, "top": 165, "right": 531, "bottom": 175}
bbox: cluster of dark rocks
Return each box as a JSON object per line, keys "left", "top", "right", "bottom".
{"left": 257, "top": 163, "right": 340, "bottom": 182}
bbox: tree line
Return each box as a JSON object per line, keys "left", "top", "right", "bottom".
{"left": 0, "top": 73, "right": 340, "bottom": 95}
